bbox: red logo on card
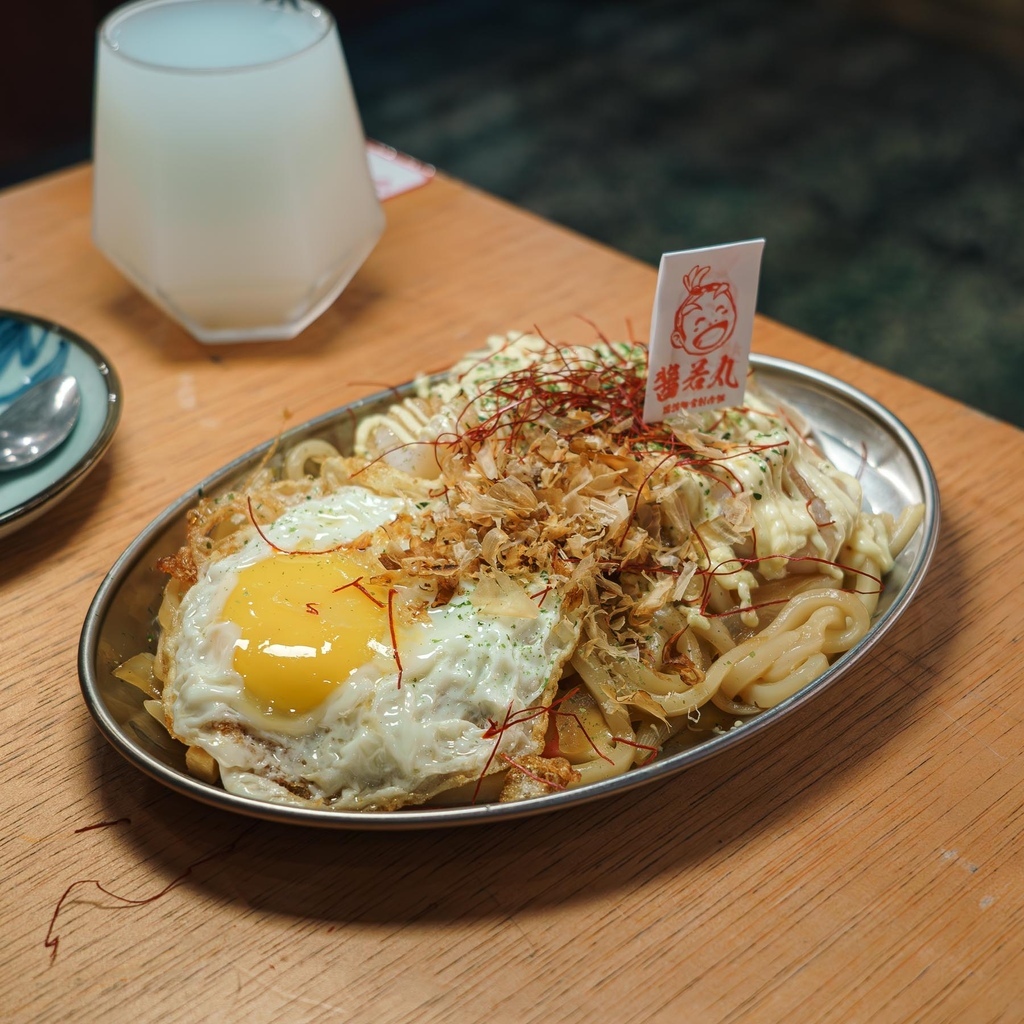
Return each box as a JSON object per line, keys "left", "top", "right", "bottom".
{"left": 670, "top": 265, "right": 737, "bottom": 356}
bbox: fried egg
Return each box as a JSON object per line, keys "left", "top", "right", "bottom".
{"left": 162, "top": 484, "right": 577, "bottom": 810}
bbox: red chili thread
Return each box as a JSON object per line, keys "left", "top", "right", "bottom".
{"left": 478, "top": 686, "right": 615, "bottom": 773}
{"left": 772, "top": 402, "right": 812, "bottom": 445}
{"left": 454, "top": 333, "right": 521, "bottom": 385}
{"left": 355, "top": 341, "right": 803, "bottom": 523}
{"left": 349, "top": 435, "right": 452, "bottom": 479}
{"left": 246, "top": 497, "right": 348, "bottom": 556}
{"left": 689, "top": 527, "right": 717, "bottom": 615}
{"left": 550, "top": 708, "right": 616, "bottom": 765}
{"left": 805, "top": 496, "right": 835, "bottom": 528}
{"left": 45, "top": 824, "right": 255, "bottom": 965}
{"left": 622, "top": 448, "right": 682, "bottom": 540}
{"left": 387, "top": 588, "right": 403, "bottom": 688}
{"left": 689, "top": 550, "right": 884, "bottom": 618}
{"left": 472, "top": 685, "right": 659, "bottom": 805}
{"left": 497, "top": 752, "right": 569, "bottom": 791}
{"left": 472, "top": 702, "right": 515, "bottom": 804}
{"left": 333, "top": 576, "right": 386, "bottom": 609}
{"left": 573, "top": 315, "right": 614, "bottom": 348}
{"left": 305, "top": 602, "right": 320, "bottom": 616}
{"left": 611, "top": 736, "right": 660, "bottom": 766}
{"left": 705, "top": 408, "right": 730, "bottom": 434}
{"left": 481, "top": 686, "right": 580, "bottom": 739}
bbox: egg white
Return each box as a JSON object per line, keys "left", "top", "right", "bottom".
{"left": 162, "top": 485, "right": 576, "bottom": 810}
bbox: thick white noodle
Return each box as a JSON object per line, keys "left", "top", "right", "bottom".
{"left": 705, "top": 589, "right": 870, "bottom": 710}
{"left": 283, "top": 438, "right": 341, "bottom": 480}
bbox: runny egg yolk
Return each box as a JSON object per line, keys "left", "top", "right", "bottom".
{"left": 222, "top": 551, "right": 390, "bottom": 717}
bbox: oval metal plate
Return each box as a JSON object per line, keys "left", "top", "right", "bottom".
{"left": 79, "top": 355, "right": 940, "bottom": 829}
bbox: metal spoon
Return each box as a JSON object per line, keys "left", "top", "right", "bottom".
{"left": 0, "top": 375, "right": 81, "bottom": 471}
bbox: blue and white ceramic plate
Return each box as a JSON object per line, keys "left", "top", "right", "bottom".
{"left": 0, "top": 310, "right": 122, "bottom": 539}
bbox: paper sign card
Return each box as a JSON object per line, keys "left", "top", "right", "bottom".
{"left": 367, "top": 141, "right": 436, "bottom": 201}
{"left": 643, "top": 239, "right": 765, "bottom": 423}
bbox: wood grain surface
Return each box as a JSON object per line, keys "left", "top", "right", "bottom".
{"left": 1, "top": 166, "right": 1021, "bottom": 1024}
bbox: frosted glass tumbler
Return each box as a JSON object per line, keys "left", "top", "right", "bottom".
{"left": 92, "top": 0, "right": 384, "bottom": 343}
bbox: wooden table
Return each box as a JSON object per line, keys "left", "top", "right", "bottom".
{"left": 1, "top": 165, "right": 1021, "bottom": 1024}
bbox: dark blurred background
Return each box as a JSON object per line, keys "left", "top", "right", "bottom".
{"left": 2, "top": 0, "right": 1021, "bottom": 426}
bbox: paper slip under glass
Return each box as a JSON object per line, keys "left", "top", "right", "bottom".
{"left": 367, "top": 141, "right": 436, "bottom": 201}
{"left": 643, "top": 239, "right": 765, "bottom": 424}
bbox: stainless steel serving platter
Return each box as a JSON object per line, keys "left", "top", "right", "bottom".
{"left": 79, "top": 355, "right": 940, "bottom": 829}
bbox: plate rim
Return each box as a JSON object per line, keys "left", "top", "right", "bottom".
{"left": 0, "top": 308, "right": 123, "bottom": 535}
{"left": 78, "top": 353, "right": 941, "bottom": 830}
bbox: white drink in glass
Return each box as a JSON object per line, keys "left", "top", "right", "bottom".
{"left": 93, "top": 0, "right": 384, "bottom": 343}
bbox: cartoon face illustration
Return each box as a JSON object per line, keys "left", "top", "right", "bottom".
{"left": 670, "top": 265, "right": 737, "bottom": 355}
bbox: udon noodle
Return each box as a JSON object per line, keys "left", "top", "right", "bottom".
{"left": 122, "top": 332, "right": 923, "bottom": 806}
